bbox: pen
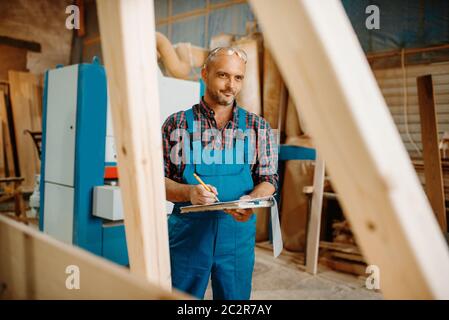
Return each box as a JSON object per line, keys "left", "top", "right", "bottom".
{"left": 193, "top": 173, "right": 220, "bottom": 202}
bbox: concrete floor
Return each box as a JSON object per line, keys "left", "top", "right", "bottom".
{"left": 205, "top": 243, "right": 383, "bottom": 300}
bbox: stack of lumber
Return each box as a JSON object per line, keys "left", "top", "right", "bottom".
{"left": 332, "top": 219, "right": 356, "bottom": 246}
{"left": 319, "top": 240, "right": 367, "bottom": 276}
{"left": 0, "top": 71, "right": 42, "bottom": 193}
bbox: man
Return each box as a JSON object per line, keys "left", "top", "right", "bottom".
{"left": 162, "top": 47, "right": 278, "bottom": 300}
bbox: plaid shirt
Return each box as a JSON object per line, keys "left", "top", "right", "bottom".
{"left": 162, "top": 98, "right": 279, "bottom": 191}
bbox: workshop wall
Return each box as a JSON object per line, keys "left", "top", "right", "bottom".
{"left": 154, "top": 0, "right": 255, "bottom": 48}
{"left": 343, "top": 0, "right": 449, "bottom": 52}
{"left": 342, "top": 0, "right": 449, "bottom": 68}
{"left": 0, "top": 0, "right": 73, "bottom": 75}
{"left": 79, "top": 0, "right": 256, "bottom": 64}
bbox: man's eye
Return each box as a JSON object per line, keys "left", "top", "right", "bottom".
{"left": 235, "top": 76, "right": 243, "bottom": 81}
{"left": 218, "top": 73, "right": 226, "bottom": 78}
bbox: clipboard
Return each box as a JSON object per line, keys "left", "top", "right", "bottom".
{"left": 180, "top": 196, "right": 275, "bottom": 213}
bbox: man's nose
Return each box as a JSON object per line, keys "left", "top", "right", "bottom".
{"left": 226, "top": 78, "right": 236, "bottom": 91}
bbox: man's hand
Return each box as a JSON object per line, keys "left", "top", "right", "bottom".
{"left": 190, "top": 184, "right": 219, "bottom": 205}
{"left": 225, "top": 195, "right": 253, "bottom": 222}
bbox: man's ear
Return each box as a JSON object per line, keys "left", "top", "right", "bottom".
{"left": 201, "top": 67, "right": 207, "bottom": 82}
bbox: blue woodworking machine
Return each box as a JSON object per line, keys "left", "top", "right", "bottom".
{"left": 39, "top": 57, "right": 200, "bottom": 265}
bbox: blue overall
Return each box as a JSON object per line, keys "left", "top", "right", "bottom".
{"left": 169, "top": 106, "right": 256, "bottom": 300}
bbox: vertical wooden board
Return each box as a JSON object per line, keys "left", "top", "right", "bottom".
{"left": 234, "top": 38, "right": 262, "bottom": 115}
{"left": 263, "top": 47, "right": 283, "bottom": 129}
{"left": 250, "top": 0, "right": 449, "bottom": 298}
{"left": 0, "top": 120, "right": 4, "bottom": 177}
{"left": 0, "top": 45, "right": 28, "bottom": 82}
{"left": 97, "top": 0, "right": 171, "bottom": 289}
{"left": 8, "top": 71, "right": 42, "bottom": 190}
{"left": 417, "top": 75, "right": 447, "bottom": 232}
{"left": 0, "top": 215, "right": 186, "bottom": 299}
{"left": 280, "top": 160, "right": 314, "bottom": 251}
{"left": 0, "top": 90, "right": 14, "bottom": 176}
{"left": 306, "top": 155, "right": 325, "bottom": 274}
{"left": 285, "top": 95, "right": 302, "bottom": 137}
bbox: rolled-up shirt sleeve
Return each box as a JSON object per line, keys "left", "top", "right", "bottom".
{"left": 161, "top": 111, "right": 186, "bottom": 183}
{"left": 162, "top": 115, "right": 175, "bottom": 179}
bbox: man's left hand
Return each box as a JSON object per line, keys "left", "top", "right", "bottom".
{"left": 224, "top": 195, "right": 253, "bottom": 222}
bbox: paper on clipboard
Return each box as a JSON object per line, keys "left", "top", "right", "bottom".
{"left": 180, "top": 196, "right": 275, "bottom": 213}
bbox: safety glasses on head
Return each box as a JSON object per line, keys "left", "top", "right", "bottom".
{"left": 204, "top": 47, "right": 248, "bottom": 67}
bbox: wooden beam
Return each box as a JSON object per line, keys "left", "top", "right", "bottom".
{"left": 367, "top": 44, "right": 449, "bottom": 61}
{"left": 0, "top": 121, "right": 4, "bottom": 177}
{"left": 8, "top": 71, "right": 42, "bottom": 190}
{"left": 75, "top": 0, "right": 86, "bottom": 37}
{"left": 417, "top": 75, "right": 447, "bottom": 232}
{"left": 305, "top": 155, "right": 324, "bottom": 274}
{"left": 0, "top": 90, "right": 16, "bottom": 177}
{"left": 96, "top": 0, "right": 171, "bottom": 289}
{"left": 0, "top": 36, "right": 41, "bottom": 53}
{"left": 0, "top": 215, "right": 186, "bottom": 299}
{"left": 249, "top": 0, "right": 449, "bottom": 299}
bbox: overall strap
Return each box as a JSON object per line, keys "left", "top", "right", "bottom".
{"left": 185, "top": 107, "right": 195, "bottom": 134}
{"left": 237, "top": 107, "right": 251, "bottom": 164}
{"left": 237, "top": 107, "right": 247, "bottom": 130}
{"left": 184, "top": 107, "right": 202, "bottom": 164}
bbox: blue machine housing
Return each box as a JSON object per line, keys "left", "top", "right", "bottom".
{"left": 40, "top": 59, "right": 129, "bottom": 266}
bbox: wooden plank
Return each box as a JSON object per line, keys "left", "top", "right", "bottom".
{"left": 320, "top": 256, "right": 367, "bottom": 277}
{"left": 0, "top": 215, "right": 186, "bottom": 299}
{"left": 263, "top": 47, "right": 284, "bottom": 129}
{"left": 374, "top": 62, "right": 449, "bottom": 79}
{"left": 417, "top": 75, "right": 447, "bottom": 232}
{"left": 234, "top": 38, "right": 262, "bottom": 115}
{"left": 0, "top": 90, "right": 14, "bottom": 177}
{"left": 330, "top": 252, "right": 366, "bottom": 264}
{"left": 0, "top": 36, "right": 41, "bottom": 53}
{"left": 249, "top": 0, "right": 449, "bottom": 299}
{"left": 0, "top": 121, "right": 4, "bottom": 177}
{"left": 0, "top": 45, "right": 28, "bottom": 82}
{"left": 8, "top": 71, "right": 42, "bottom": 190}
{"left": 319, "top": 241, "right": 362, "bottom": 255}
{"left": 377, "top": 74, "right": 449, "bottom": 89}
{"left": 385, "top": 94, "right": 449, "bottom": 107}
{"left": 381, "top": 83, "right": 449, "bottom": 97}
{"left": 96, "top": 0, "right": 171, "bottom": 289}
{"left": 305, "top": 154, "right": 325, "bottom": 274}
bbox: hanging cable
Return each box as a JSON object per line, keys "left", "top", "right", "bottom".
{"left": 401, "top": 48, "right": 422, "bottom": 157}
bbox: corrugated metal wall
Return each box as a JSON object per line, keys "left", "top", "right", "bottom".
{"left": 374, "top": 62, "right": 449, "bottom": 200}
{"left": 373, "top": 62, "right": 449, "bottom": 159}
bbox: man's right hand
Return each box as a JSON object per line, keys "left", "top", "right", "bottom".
{"left": 189, "top": 184, "right": 218, "bottom": 205}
